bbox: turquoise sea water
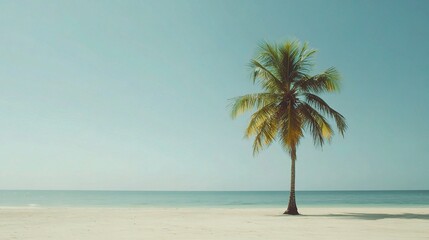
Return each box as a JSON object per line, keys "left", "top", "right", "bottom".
{"left": 0, "top": 191, "right": 428, "bottom": 208}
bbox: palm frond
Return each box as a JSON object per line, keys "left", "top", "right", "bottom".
{"left": 298, "top": 103, "right": 333, "bottom": 146}
{"left": 279, "top": 41, "right": 301, "bottom": 86}
{"left": 250, "top": 59, "right": 284, "bottom": 92}
{"left": 303, "top": 93, "right": 347, "bottom": 136}
{"left": 245, "top": 102, "right": 278, "bottom": 138}
{"left": 230, "top": 93, "right": 279, "bottom": 119}
{"left": 294, "top": 67, "right": 341, "bottom": 93}
{"left": 251, "top": 109, "right": 279, "bottom": 155}
{"left": 257, "top": 42, "right": 281, "bottom": 68}
{"left": 293, "top": 42, "right": 317, "bottom": 78}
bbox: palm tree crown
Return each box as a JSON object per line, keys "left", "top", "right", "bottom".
{"left": 231, "top": 40, "right": 346, "bottom": 155}
{"left": 230, "top": 40, "right": 347, "bottom": 214}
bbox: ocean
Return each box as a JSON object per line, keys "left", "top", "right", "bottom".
{"left": 0, "top": 190, "right": 428, "bottom": 208}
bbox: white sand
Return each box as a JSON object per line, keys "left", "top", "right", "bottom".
{"left": 1, "top": 207, "right": 428, "bottom": 240}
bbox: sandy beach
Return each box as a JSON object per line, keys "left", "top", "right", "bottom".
{"left": 1, "top": 207, "right": 428, "bottom": 240}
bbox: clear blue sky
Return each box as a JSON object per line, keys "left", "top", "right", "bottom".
{"left": 1, "top": 0, "right": 428, "bottom": 191}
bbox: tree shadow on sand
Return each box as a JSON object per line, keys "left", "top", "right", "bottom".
{"left": 300, "top": 213, "right": 429, "bottom": 220}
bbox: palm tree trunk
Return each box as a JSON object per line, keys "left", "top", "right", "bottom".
{"left": 284, "top": 146, "right": 299, "bottom": 215}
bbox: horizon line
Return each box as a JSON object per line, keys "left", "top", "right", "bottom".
{"left": 1, "top": 189, "right": 428, "bottom": 192}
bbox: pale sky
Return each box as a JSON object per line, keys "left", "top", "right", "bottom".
{"left": 1, "top": 0, "right": 428, "bottom": 191}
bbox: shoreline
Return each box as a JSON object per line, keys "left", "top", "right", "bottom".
{"left": 2, "top": 204, "right": 429, "bottom": 209}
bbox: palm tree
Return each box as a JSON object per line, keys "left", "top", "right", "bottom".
{"left": 230, "top": 40, "right": 347, "bottom": 215}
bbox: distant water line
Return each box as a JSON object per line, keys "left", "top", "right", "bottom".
{"left": 0, "top": 190, "right": 428, "bottom": 208}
